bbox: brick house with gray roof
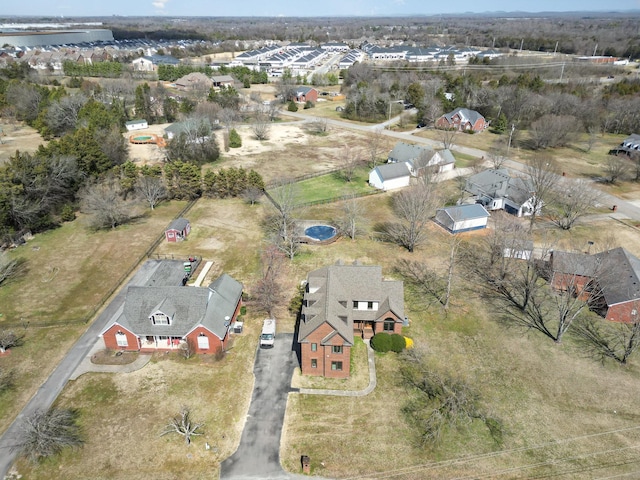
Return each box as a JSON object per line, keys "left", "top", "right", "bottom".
{"left": 100, "top": 274, "right": 243, "bottom": 354}
{"left": 436, "top": 107, "right": 487, "bottom": 132}
{"left": 298, "top": 262, "right": 404, "bottom": 378}
{"left": 550, "top": 247, "right": 640, "bottom": 323}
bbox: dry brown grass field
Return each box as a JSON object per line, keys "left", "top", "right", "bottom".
{"left": 0, "top": 201, "right": 187, "bottom": 434}
{"left": 7, "top": 113, "right": 640, "bottom": 479}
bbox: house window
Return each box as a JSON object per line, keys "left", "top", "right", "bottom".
{"left": 197, "top": 333, "right": 209, "bottom": 350}
{"left": 152, "top": 314, "right": 170, "bottom": 325}
{"left": 383, "top": 319, "right": 395, "bottom": 332}
{"left": 115, "top": 331, "right": 128, "bottom": 347}
{"left": 331, "top": 361, "right": 343, "bottom": 371}
{"left": 332, "top": 345, "right": 343, "bottom": 354}
{"left": 353, "top": 301, "right": 358, "bottom": 309}
{"left": 311, "top": 343, "right": 317, "bottom": 352}
{"left": 367, "top": 301, "right": 374, "bottom": 310}
{"left": 311, "top": 359, "right": 317, "bottom": 368}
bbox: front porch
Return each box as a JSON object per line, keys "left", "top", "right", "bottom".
{"left": 139, "top": 335, "right": 184, "bottom": 353}
{"left": 353, "top": 320, "right": 375, "bottom": 340}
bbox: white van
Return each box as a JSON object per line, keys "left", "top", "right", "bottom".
{"left": 260, "top": 318, "right": 276, "bottom": 348}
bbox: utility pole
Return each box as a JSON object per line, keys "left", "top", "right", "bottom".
{"left": 520, "top": 39, "right": 524, "bottom": 51}
{"left": 593, "top": 43, "right": 598, "bottom": 56}
{"left": 554, "top": 41, "right": 558, "bottom": 55}
{"left": 560, "top": 63, "right": 565, "bottom": 81}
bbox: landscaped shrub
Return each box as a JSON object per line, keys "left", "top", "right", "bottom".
{"left": 287, "top": 101, "right": 298, "bottom": 112}
{"left": 229, "top": 129, "right": 242, "bottom": 148}
{"left": 304, "top": 100, "right": 315, "bottom": 109}
{"left": 390, "top": 333, "right": 406, "bottom": 353}
{"left": 370, "top": 332, "right": 392, "bottom": 352}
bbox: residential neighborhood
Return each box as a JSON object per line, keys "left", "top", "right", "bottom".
{"left": 2, "top": 9, "right": 640, "bottom": 480}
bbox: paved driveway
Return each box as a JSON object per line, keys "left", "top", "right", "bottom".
{"left": 220, "top": 333, "right": 310, "bottom": 480}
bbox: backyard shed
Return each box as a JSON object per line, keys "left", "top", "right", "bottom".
{"left": 435, "top": 204, "right": 490, "bottom": 233}
{"left": 165, "top": 218, "right": 191, "bottom": 242}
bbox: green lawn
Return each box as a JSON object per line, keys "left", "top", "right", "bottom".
{"left": 268, "top": 166, "right": 375, "bottom": 205}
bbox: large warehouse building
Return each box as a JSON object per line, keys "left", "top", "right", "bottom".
{"left": 0, "top": 29, "right": 114, "bottom": 47}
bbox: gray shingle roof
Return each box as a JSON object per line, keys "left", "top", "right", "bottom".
{"left": 594, "top": 247, "right": 640, "bottom": 306}
{"left": 443, "top": 107, "right": 485, "bottom": 126}
{"left": 167, "top": 218, "right": 189, "bottom": 231}
{"left": 373, "top": 162, "right": 410, "bottom": 181}
{"left": 466, "top": 169, "right": 533, "bottom": 205}
{"left": 111, "top": 274, "right": 243, "bottom": 340}
{"left": 388, "top": 141, "right": 433, "bottom": 164}
{"left": 438, "top": 204, "right": 490, "bottom": 221}
{"left": 299, "top": 263, "right": 404, "bottom": 346}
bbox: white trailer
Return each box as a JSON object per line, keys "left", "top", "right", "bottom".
{"left": 260, "top": 318, "right": 276, "bottom": 348}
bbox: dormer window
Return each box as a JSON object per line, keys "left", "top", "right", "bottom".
{"left": 151, "top": 313, "right": 171, "bottom": 325}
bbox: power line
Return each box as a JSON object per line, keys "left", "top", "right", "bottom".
{"left": 341, "top": 425, "right": 640, "bottom": 480}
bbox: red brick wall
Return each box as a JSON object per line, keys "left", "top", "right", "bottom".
{"left": 374, "top": 312, "right": 402, "bottom": 335}
{"left": 550, "top": 273, "right": 592, "bottom": 301}
{"left": 185, "top": 326, "right": 225, "bottom": 354}
{"left": 102, "top": 324, "right": 139, "bottom": 351}
{"left": 301, "top": 322, "right": 350, "bottom": 378}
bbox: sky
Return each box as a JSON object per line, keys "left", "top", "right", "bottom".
{"left": 3, "top": 0, "right": 640, "bottom": 17}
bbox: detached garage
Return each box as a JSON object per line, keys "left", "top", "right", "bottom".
{"left": 369, "top": 163, "right": 411, "bottom": 191}
{"left": 435, "top": 204, "right": 490, "bottom": 233}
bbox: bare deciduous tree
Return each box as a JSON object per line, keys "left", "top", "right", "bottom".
{"left": 0, "top": 330, "right": 25, "bottom": 353}
{"left": 488, "top": 140, "right": 508, "bottom": 169}
{"left": 252, "top": 245, "right": 286, "bottom": 316}
{"left": 45, "top": 94, "right": 88, "bottom": 136}
{"left": 366, "top": 127, "right": 385, "bottom": 167}
{"left": 242, "top": 186, "right": 264, "bottom": 205}
{"left": 80, "top": 177, "right": 137, "bottom": 229}
{"left": 529, "top": 114, "right": 577, "bottom": 150}
{"left": 603, "top": 155, "right": 630, "bottom": 184}
{"left": 13, "top": 408, "right": 84, "bottom": 462}
{"left": 338, "top": 195, "right": 365, "bottom": 241}
{"left": 400, "top": 347, "right": 502, "bottom": 446}
{"left": 179, "top": 338, "right": 196, "bottom": 359}
{"left": 382, "top": 178, "right": 438, "bottom": 253}
{"left": 0, "top": 256, "right": 27, "bottom": 287}
{"left": 268, "top": 179, "right": 300, "bottom": 243}
{"left": 0, "top": 367, "right": 15, "bottom": 393}
{"left": 526, "top": 156, "right": 560, "bottom": 230}
{"left": 340, "top": 144, "right": 363, "bottom": 182}
{"left": 306, "top": 117, "right": 328, "bottom": 135}
{"left": 574, "top": 314, "right": 640, "bottom": 365}
{"left": 547, "top": 178, "right": 603, "bottom": 230}
{"left": 251, "top": 113, "right": 271, "bottom": 140}
{"left": 438, "top": 128, "right": 457, "bottom": 150}
{"left": 136, "top": 175, "right": 167, "bottom": 210}
{"left": 160, "top": 406, "right": 205, "bottom": 445}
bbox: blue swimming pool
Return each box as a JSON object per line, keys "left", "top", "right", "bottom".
{"left": 304, "top": 225, "right": 337, "bottom": 241}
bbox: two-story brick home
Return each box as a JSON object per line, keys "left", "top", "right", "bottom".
{"left": 298, "top": 262, "right": 404, "bottom": 379}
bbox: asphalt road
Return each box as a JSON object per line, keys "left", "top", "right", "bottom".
{"left": 0, "top": 259, "right": 185, "bottom": 478}
{"left": 220, "top": 333, "right": 311, "bottom": 480}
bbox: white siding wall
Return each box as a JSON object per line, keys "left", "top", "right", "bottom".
{"left": 452, "top": 218, "right": 487, "bottom": 232}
